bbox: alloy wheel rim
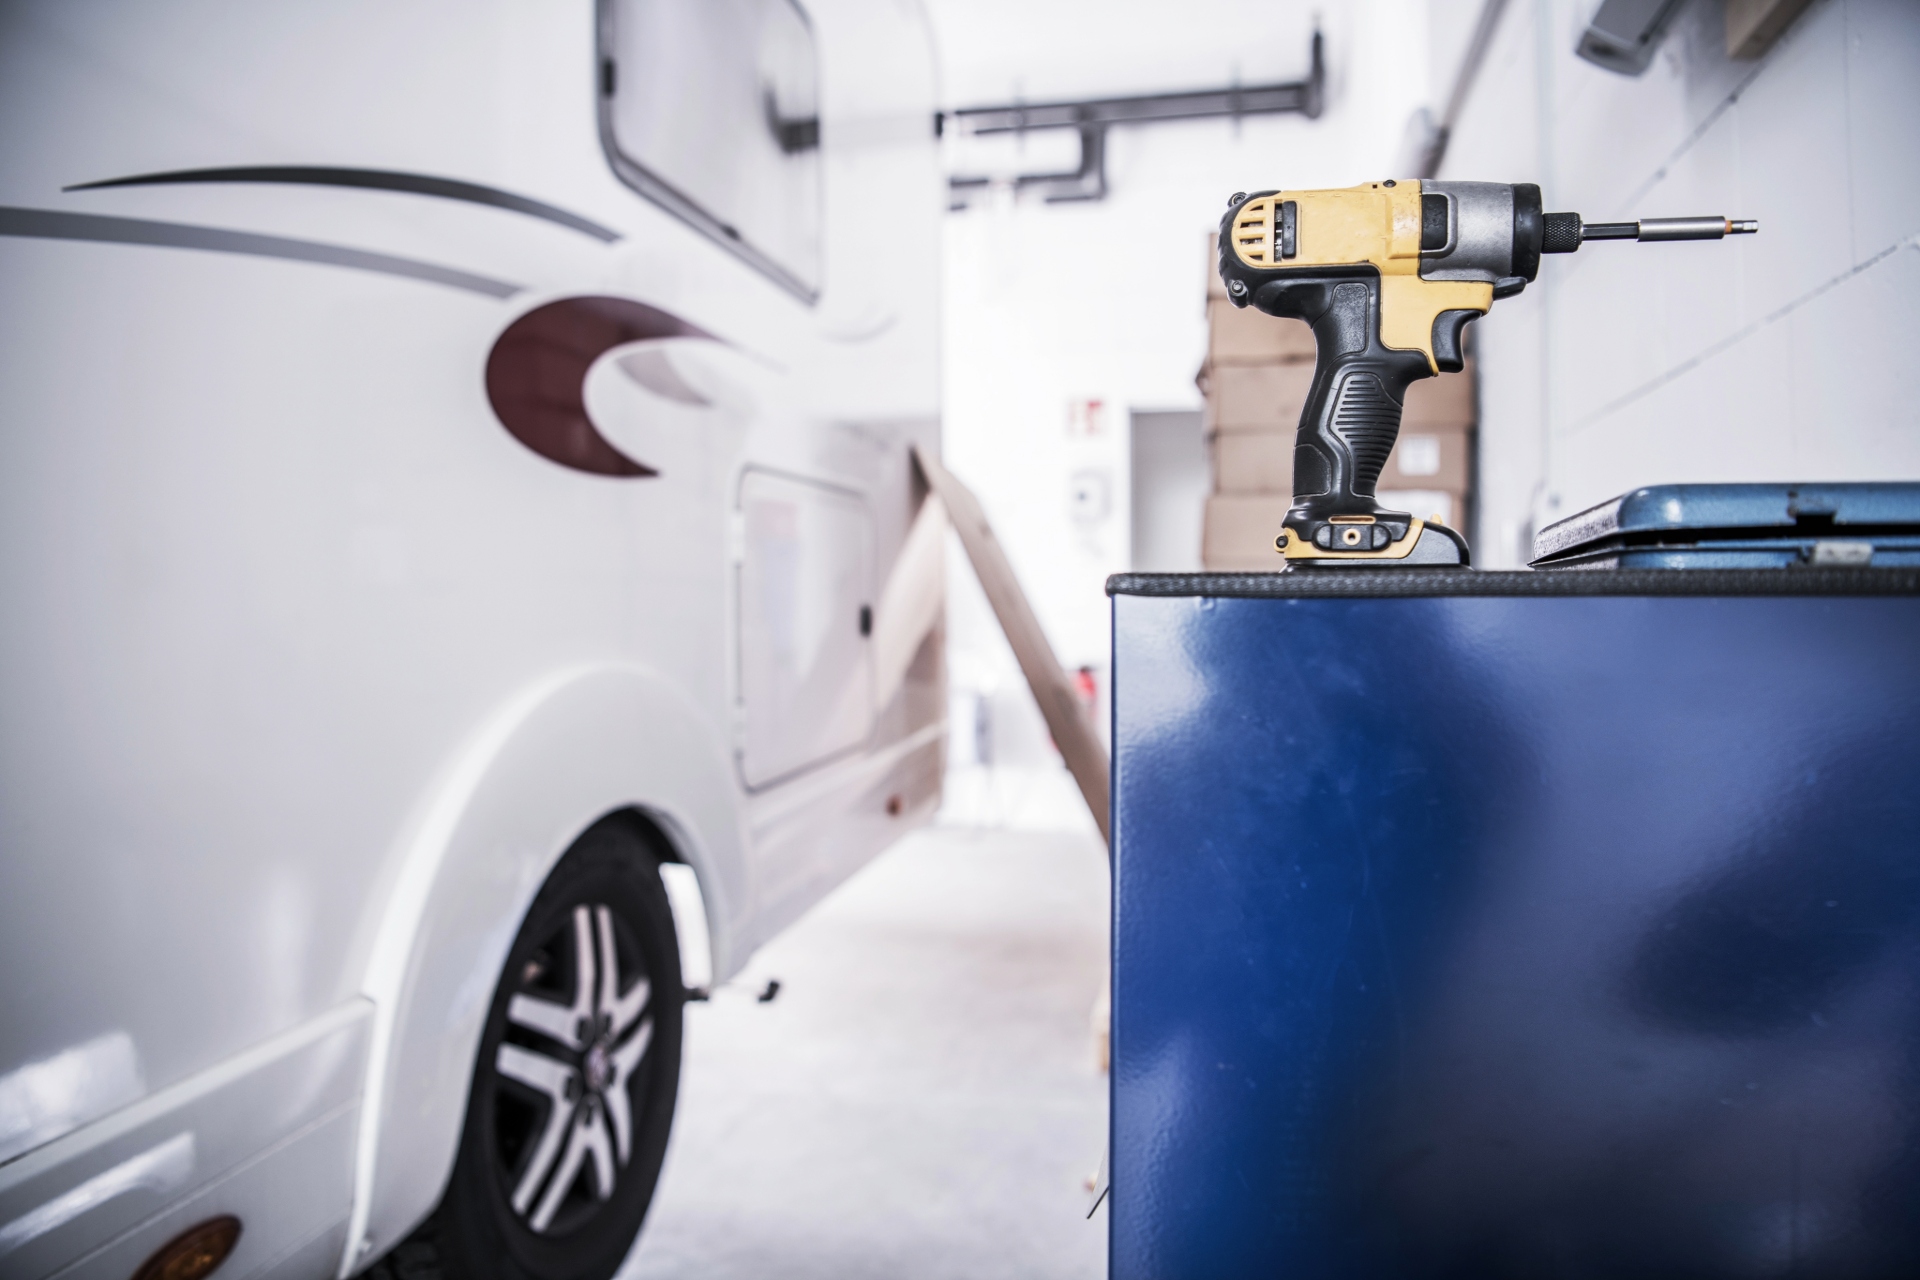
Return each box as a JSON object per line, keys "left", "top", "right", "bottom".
{"left": 492, "top": 903, "right": 654, "bottom": 1235}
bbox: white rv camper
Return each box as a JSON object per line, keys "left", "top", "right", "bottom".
{"left": 0, "top": 3, "right": 946, "bottom": 1278}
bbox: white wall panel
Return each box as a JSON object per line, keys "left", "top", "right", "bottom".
{"left": 1436, "top": 0, "right": 1920, "bottom": 563}
{"left": 1730, "top": 3, "right": 1854, "bottom": 315}
{"left": 1844, "top": 0, "right": 1920, "bottom": 261}
{"left": 1787, "top": 244, "right": 1920, "bottom": 474}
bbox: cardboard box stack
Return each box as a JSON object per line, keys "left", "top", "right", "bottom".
{"left": 1197, "top": 235, "right": 1476, "bottom": 569}
{"left": 1198, "top": 235, "right": 1315, "bottom": 571}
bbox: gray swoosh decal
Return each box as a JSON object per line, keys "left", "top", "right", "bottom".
{"left": 0, "top": 206, "right": 522, "bottom": 299}
{"left": 65, "top": 166, "right": 620, "bottom": 244}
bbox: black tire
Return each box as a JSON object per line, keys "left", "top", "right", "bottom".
{"left": 376, "top": 815, "right": 684, "bottom": 1280}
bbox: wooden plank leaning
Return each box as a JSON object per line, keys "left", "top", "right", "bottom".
{"left": 911, "top": 444, "right": 1110, "bottom": 844}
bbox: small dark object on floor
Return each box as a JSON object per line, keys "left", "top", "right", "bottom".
{"left": 756, "top": 979, "right": 782, "bottom": 1004}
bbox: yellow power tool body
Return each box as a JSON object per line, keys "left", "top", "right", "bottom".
{"left": 1217, "top": 180, "right": 1755, "bottom": 566}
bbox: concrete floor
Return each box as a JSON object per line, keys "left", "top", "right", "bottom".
{"left": 619, "top": 824, "right": 1111, "bottom": 1280}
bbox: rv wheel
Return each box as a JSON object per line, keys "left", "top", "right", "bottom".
{"left": 386, "top": 818, "right": 685, "bottom": 1280}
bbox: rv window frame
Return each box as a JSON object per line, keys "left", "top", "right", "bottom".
{"left": 594, "top": 0, "right": 822, "bottom": 304}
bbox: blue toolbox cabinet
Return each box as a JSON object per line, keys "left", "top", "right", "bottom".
{"left": 1107, "top": 564, "right": 1920, "bottom": 1279}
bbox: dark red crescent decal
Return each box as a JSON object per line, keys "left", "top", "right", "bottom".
{"left": 484, "top": 295, "right": 713, "bottom": 477}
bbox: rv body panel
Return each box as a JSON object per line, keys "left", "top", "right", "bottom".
{"left": 0, "top": 0, "right": 942, "bottom": 1274}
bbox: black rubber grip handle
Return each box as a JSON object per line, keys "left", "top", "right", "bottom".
{"left": 1290, "top": 279, "right": 1429, "bottom": 521}
{"left": 1232, "top": 274, "right": 1435, "bottom": 545}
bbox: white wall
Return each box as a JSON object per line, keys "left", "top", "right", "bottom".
{"left": 1434, "top": 0, "right": 1920, "bottom": 565}
{"left": 925, "top": 0, "right": 1431, "bottom": 821}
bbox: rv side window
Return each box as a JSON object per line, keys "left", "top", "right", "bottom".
{"left": 600, "top": 0, "right": 821, "bottom": 300}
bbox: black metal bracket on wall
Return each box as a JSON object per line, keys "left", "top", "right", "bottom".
{"left": 944, "top": 30, "right": 1324, "bottom": 210}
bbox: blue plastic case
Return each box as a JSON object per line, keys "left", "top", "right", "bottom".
{"left": 1531, "top": 482, "right": 1920, "bottom": 569}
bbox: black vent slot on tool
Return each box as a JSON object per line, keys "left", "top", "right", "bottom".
{"left": 1421, "top": 195, "right": 1448, "bottom": 251}
{"left": 1332, "top": 374, "right": 1398, "bottom": 493}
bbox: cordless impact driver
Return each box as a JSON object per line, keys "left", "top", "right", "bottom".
{"left": 1216, "top": 181, "right": 1757, "bottom": 565}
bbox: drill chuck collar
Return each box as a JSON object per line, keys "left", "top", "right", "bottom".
{"left": 1216, "top": 180, "right": 1756, "bottom": 568}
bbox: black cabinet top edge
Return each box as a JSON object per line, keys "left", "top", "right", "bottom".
{"left": 1106, "top": 568, "right": 1920, "bottom": 599}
